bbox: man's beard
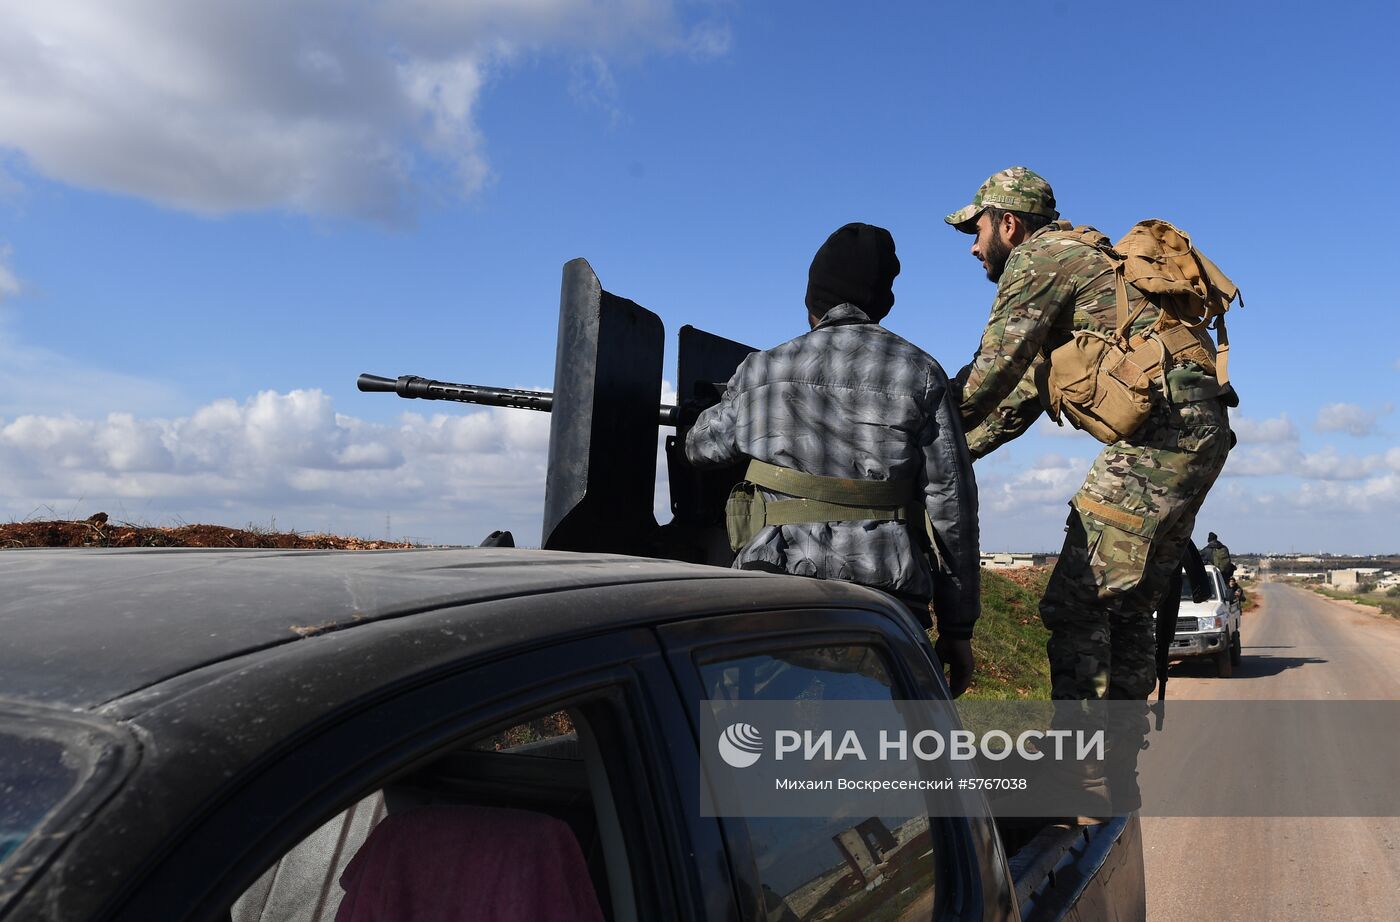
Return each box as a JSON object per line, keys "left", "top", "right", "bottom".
{"left": 984, "top": 228, "right": 1013, "bottom": 282}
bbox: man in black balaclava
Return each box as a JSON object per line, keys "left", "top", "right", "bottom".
{"left": 803, "top": 222, "right": 902, "bottom": 325}
{"left": 686, "top": 223, "right": 982, "bottom": 695}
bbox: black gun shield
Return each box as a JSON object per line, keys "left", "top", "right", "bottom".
{"left": 661, "top": 324, "right": 757, "bottom": 565}
{"left": 542, "top": 259, "right": 665, "bottom": 555}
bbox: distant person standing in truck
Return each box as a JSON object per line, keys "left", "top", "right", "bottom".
{"left": 1204, "top": 532, "right": 1235, "bottom": 580}
{"left": 685, "top": 223, "right": 981, "bottom": 695}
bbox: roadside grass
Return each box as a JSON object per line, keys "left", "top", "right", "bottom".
{"left": 954, "top": 568, "right": 1052, "bottom": 700}
{"left": 958, "top": 569, "right": 1272, "bottom": 700}
{"left": 1238, "top": 578, "right": 1261, "bottom": 613}
{"left": 1309, "top": 584, "right": 1400, "bottom": 619}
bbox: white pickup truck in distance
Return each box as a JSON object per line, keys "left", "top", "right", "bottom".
{"left": 1157, "top": 564, "right": 1243, "bottom": 677}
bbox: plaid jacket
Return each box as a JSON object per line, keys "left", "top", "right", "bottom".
{"left": 685, "top": 305, "right": 980, "bottom": 638}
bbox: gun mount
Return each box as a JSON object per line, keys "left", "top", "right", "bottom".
{"left": 360, "top": 257, "right": 754, "bottom": 565}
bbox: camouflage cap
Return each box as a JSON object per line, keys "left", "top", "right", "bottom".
{"left": 945, "top": 166, "right": 1059, "bottom": 232}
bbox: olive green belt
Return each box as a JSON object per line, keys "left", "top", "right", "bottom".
{"left": 743, "top": 459, "right": 912, "bottom": 525}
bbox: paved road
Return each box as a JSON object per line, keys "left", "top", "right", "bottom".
{"left": 1142, "top": 580, "right": 1400, "bottom": 920}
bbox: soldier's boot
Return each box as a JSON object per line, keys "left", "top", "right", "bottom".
{"left": 1104, "top": 703, "right": 1151, "bottom": 814}
{"left": 1034, "top": 739, "right": 1111, "bottom": 823}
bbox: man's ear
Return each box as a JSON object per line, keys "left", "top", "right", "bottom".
{"left": 1001, "top": 211, "right": 1026, "bottom": 246}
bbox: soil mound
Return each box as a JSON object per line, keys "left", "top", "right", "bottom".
{"left": 0, "top": 515, "right": 414, "bottom": 550}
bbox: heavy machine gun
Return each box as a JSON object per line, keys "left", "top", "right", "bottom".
{"left": 359, "top": 258, "right": 753, "bottom": 566}
{"left": 355, "top": 374, "right": 682, "bottom": 427}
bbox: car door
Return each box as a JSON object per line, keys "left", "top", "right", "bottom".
{"left": 100, "top": 629, "right": 725, "bottom": 922}
{"left": 656, "top": 606, "right": 1013, "bottom": 922}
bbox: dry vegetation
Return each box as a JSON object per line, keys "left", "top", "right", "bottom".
{"left": 0, "top": 514, "right": 415, "bottom": 550}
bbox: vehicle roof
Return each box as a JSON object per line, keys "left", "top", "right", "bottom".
{"left": 0, "top": 547, "right": 866, "bottom": 711}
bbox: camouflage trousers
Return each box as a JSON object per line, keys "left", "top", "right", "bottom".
{"left": 1040, "top": 397, "right": 1231, "bottom": 700}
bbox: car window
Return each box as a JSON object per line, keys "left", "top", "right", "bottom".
{"left": 703, "top": 645, "right": 895, "bottom": 703}
{"left": 0, "top": 734, "right": 80, "bottom": 867}
{"left": 231, "top": 701, "right": 643, "bottom": 922}
{"left": 469, "top": 709, "right": 576, "bottom": 755}
{"left": 1179, "top": 569, "right": 1221, "bottom": 601}
{"left": 697, "top": 645, "right": 947, "bottom": 922}
{"left": 0, "top": 710, "right": 130, "bottom": 906}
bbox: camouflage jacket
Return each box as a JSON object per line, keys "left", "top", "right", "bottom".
{"left": 685, "top": 304, "right": 981, "bottom": 638}
{"left": 958, "top": 221, "right": 1163, "bottom": 456}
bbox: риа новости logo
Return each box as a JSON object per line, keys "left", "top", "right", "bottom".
{"left": 718, "top": 722, "right": 764, "bottom": 768}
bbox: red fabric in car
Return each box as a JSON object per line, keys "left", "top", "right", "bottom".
{"left": 334, "top": 805, "right": 605, "bottom": 922}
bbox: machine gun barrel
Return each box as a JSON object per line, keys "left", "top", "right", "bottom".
{"left": 358, "top": 373, "right": 680, "bottom": 426}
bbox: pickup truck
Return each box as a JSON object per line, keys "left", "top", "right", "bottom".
{"left": 1159, "top": 564, "right": 1243, "bottom": 677}
{"left": 0, "top": 547, "right": 1145, "bottom": 921}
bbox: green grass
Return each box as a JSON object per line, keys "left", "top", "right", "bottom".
{"left": 1310, "top": 585, "right": 1400, "bottom": 619}
{"left": 952, "top": 568, "right": 1053, "bottom": 700}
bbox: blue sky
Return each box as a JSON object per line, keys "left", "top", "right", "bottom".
{"left": 1, "top": 1, "right": 1396, "bottom": 552}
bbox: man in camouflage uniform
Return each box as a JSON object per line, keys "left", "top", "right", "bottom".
{"left": 946, "top": 167, "right": 1232, "bottom": 703}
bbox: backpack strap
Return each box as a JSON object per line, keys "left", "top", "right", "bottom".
{"left": 1112, "top": 266, "right": 1152, "bottom": 341}
{"left": 1213, "top": 313, "right": 1231, "bottom": 387}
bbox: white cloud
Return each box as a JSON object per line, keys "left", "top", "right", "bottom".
{"left": 1223, "top": 445, "right": 1389, "bottom": 481}
{"left": 684, "top": 19, "right": 733, "bottom": 58}
{"left": 0, "top": 1, "right": 725, "bottom": 222}
{"left": 1033, "top": 417, "right": 1095, "bottom": 440}
{"left": 569, "top": 53, "right": 625, "bottom": 126}
{"left": 1229, "top": 413, "right": 1298, "bottom": 444}
{"left": 1297, "top": 447, "right": 1388, "bottom": 481}
{"left": 1314, "top": 401, "right": 1391, "bottom": 437}
{"left": 0, "top": 389, "right": 549, "bottom": 542}
{"left": 976, "top": 440, "right": 1400, "bottom": 553}
{"left": 1287, "top": 474, "right": 1400, "bottom": 514}
{"left": 0, "top": 384, "right": 692, "bottom": 546}
{"left": 981, "top": 453, "right": 1088, "bottom": 515}
{"left": 0, "top": 244, "right": 18, "bottom": 299}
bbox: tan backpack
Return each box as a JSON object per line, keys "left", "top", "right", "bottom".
{"left": 1043, "top": 220, "right": 1242, "bottom": 443}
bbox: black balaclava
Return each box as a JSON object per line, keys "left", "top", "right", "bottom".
{"left": 805, "top": 222, "right": 900, "bottom": 322}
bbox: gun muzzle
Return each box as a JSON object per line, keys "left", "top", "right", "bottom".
{"left": 356, "top": 374, "right": 400, "bottom": 393}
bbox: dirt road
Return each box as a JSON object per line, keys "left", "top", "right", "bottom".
{"left": 1143, "top": 580, "right": 1400, "bottom": 920}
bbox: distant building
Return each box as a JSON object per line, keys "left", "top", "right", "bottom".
{"left": 980, "top": 553, "right": 1049, "bottom": 569}
{"left": 1328, "top": 568, "right": 1383, "bottom": 588}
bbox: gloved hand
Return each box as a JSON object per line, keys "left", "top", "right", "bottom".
{"left": 678, "top": 382, "right": 727, "bottom": 429}
{"left": 934, "top": 635, "right": 975, "bottom": 698}
{"left": 676, "top": 397, "right": 708, "bottom": 430}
